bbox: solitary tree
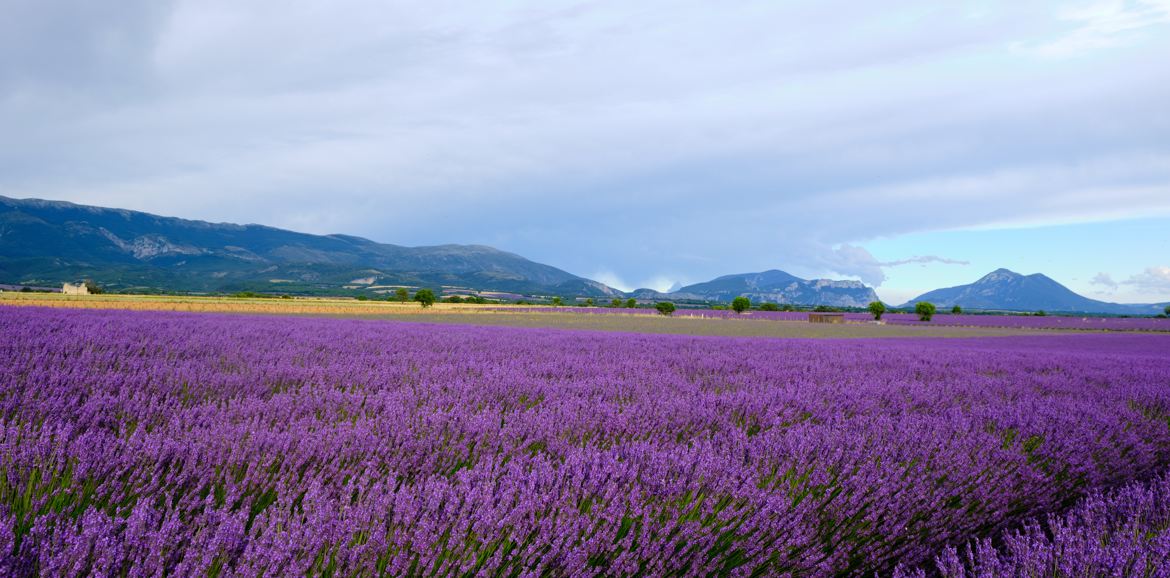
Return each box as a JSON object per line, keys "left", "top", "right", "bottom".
{"left": 655, "top": 302, "right": 676, "bottom": 316}
{"left": 611, "top": 298, "right": 622, "bottom": 308}
{"left": 414, "top": 289, "right": 436, "bottom": 308}
{"left": 584, "top": 298, "right": 595, "bottom": 307}
{"left": 867, "top": 301, "right": 886, "bottom": 321}
{"left": 625, "top": 298, "right": 637, "bottom": 308}
{"left": 83, "top": 280, "right": 104, "bottom": 294}
{"left": 394, "top": 288, "right": 409, "bottom": 302}
{"left": 731, "top": 296, "right": 751, "bottom": 314}
{"left": 1164, "top": 305, "right": 1169, "bottom": 316}
{"left": 550, "top": 296, "right": 563, "bottom": 307}
{"left": 915, "top": 301, "right": 936, "bottom": 322}
{"left": 951, "top": 305, "right": 962, "bottom": 315}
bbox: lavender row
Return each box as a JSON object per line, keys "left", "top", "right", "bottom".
{"left": 895, "top": 469, "right": 1170, "bottom": 577}
{"left": 880, "top": 312, "right": 1170, "bottom": 332}
{"left": 2, "top": 307, "right": 1170, "bottom": 576}
{"left": 499, "top": 306, "right": 1170, "bottom": 331}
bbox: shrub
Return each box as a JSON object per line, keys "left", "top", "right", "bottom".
{"left": 731, "top": 296, "right": 751, "bottom": 314}
{"left": 355, "top": 294, "right": 368, "bottom": 301}
{"left": 655, "top": 302, "right": 676, "bottom": 316}
{"left": 951, "top": 305, "right": 962, "bottom": 315}
{"left": 813, "top": 305, "right": 838, "bottom": 313}
{"left": 444, "top": 295, "right": 463, "bottom": 303}
{"left": 84, "top": 280, "right": 105, "bottom": 294}
{"left": 414, "top": 289, "right": 436, "bottom": 308}
{"left": 1165, "top": 305, "right": 1170, "bottom": 316}
{"left": 584, "top": 298, "right": 594, "bottom": 307}
{"left": 868, "top": 301, "right": 886, "bottom": 321}
{"left": 1035, "top": 310, "right": 1047, "bottom": 317}
{"left": 916, "top": 302, "right": 937, "bottom": 322}
{"left": 780, "top": 304, "right": 795, "bottom": 312}
{"left": 550, "top": 297, "right": 563, "bottom": 307}
{"left": 760, "top": 303, "right": 780, "bottom": 311}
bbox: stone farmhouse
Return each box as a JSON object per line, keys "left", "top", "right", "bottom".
{"left": 62, "top": 282, "right": 90, "bottom": 296}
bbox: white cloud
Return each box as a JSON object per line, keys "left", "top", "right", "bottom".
{"left": 821, "top": 244, "right": 888, "bottom": 286}
{"left": 1090, "top": 271, "right": 1119, "bottom": 290}
{"left": 880, "top": 256, "right": 970, "bottom": 267}
{"left": 810, "top": 247, "right": 970, "bottom": 287}
{"left": 1031, "top": 0, "right": 1170, "bottom": 57}
{"left": 1123, "top": 266, "right": 1170, "bottom": 294}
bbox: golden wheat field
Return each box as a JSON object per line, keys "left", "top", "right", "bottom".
{"left": 0, "top": 292, "right": 486, "bottom": 316}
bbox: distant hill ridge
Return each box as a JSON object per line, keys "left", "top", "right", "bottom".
{"left": 902, "top": 268, "right": 1167, "bottom": 315}
{"left": 0, "top": 195, "right": 620, "bottom": 296}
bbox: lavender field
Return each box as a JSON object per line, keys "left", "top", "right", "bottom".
{"left": 511, "top": 307, "right": 1170, "bottom": 332}
{"left": 3, "top": 307, "right": 1170, "bottom": 576}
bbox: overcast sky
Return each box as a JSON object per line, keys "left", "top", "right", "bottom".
{"left": 2, "top": 0, "right": 1169, "bottom": 304}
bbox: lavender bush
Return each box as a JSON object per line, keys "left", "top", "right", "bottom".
{"left": 896, "top": 470, "right": 1170, "bottom": 577}
{"left": 2, "top": 307, "right": 1170, "bottom": 576}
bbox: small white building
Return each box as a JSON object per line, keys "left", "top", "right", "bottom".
{"left": 62, "top": 282, "right": 90, "bottom": 296}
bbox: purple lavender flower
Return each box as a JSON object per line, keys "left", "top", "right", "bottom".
{"left": 1, "top": 306, "right": 1169, "bottom": 576}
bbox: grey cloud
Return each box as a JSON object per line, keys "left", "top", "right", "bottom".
{"left": 0, "top": 0, "right": 171, "bottom": 94}
{"left": 1, "top": 1, "right": 1169, "bottom": 287}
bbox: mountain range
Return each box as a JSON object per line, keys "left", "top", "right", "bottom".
{"left": 633, "top": 270, "right": 880, "bottom": 308}
{"left": 1, "top": 196, "right": 1166, "bottom": 314}
{"left": 901, "top": 269, "right": 1168, "bottom": 315}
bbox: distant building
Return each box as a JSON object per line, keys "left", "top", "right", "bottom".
{"left": 62, "top": 282, "right": 90, "bottom": 296}
{"left": 808, "top": 312, "right": 845, "bottom": 324}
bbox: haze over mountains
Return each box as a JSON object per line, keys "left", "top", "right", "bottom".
{"left": 1, "top": 196, "right": 1166, "bottom": 314}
